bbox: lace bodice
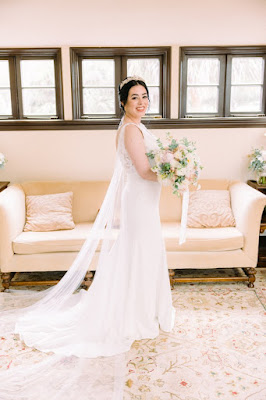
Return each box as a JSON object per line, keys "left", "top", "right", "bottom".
{"left": 117, "top": 122, "right": 159, "bottom": 174}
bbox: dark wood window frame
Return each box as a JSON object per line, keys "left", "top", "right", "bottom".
{"left": 0, "top": 46, "right": 266, "bottom": 130}
{"left": 180, "top": 46, "right": 266, "bottom": 119}
{"left": 0, "top": 48, "right": 64, "bottom": 120}
{"left": 70, "top": 46, "right": 171, "bottom": 120}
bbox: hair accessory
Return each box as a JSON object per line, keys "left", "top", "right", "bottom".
{"left": 119, "top": 76, "right": 145, "bottom": 90}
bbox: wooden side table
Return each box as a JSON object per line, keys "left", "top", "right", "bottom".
{"left": 0, "top": 181, "right": 9, "bottom": 193}
{"left": 247, "top": 180, "right": 266, "bottom": 267}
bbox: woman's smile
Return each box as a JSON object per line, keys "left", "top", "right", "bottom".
{"left": 122, "top": 84, "right": 149, "bottom": 122}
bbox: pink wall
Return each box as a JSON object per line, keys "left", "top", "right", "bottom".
{"left": 1, "top": 0, "right": 265, "bottom": 47}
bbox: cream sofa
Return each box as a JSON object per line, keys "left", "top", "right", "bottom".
{"left": 0, "top": 179, "right": 265, "bottom": 290}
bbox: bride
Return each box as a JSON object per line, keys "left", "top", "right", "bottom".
{"left": 0, "top": 76, "right": 176, "bottom": 399}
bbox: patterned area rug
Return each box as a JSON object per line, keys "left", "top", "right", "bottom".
{"left": 0, "top": 269, "right": 266, "bottom": 399}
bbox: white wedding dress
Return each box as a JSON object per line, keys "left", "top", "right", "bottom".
{"left": 0, "top": 120, "right": 175, "bottom": 399}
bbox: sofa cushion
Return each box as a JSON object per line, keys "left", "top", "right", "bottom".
{"left": 13, "top": 222, "right": 244, "bottom": 255}
{"left": 13, "top": 223, "right": 119, "bottom": 255}
{"left": 162, "top": 223, "right": 243, "bottom": 251}
{"left": 15, "top": 222, "right": 92, "bottom": 254}
{"left": 24, "top": 192, "right": 75, "bottom": 232}
{"left": 187, "top": 190, "right": 236, "bottom": 228}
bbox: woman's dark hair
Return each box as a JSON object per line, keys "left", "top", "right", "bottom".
{"left": 118, "top": 78, "right": 149, "bottom": 112}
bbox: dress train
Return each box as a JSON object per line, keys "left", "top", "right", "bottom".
{"left": 0, "top": 119, "right": 175, "bottom": 399}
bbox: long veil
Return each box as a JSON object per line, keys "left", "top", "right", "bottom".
{"left": 0, "top": 117, "right": 129, "bottom": 399}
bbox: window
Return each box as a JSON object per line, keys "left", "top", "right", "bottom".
{"left": 180, "top": 47, "right": 266, "bottom": 118}
{"left": 0, "top": 49, "right": 63, "bottom": 120}
{"left": 70, "top": 47, "right": 171, "bottom": 119}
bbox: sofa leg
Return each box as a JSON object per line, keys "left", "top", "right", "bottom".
{"left": 82, "top": 271, "right": 94, "bottom": 290}
{"left": 1, "top": 272, "right": 11, "bottom": 291}
{"left": 169, "top": 269, "right": 175, "bottom": 290}
{"left": 243, "top": 267, "right": 257, "bottom": 288}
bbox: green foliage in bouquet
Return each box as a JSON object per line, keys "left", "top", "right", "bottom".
{"left": 145, "top": 132, "right": 203, "bottom": 196}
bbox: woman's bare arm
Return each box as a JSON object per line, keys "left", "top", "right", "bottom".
{"left": 124, "top": 125, "right": 158, "bottom": 182}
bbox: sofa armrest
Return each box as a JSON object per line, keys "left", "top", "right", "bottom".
{"left": 0, "top": 184, "right": 25, "bottom": 270}
{"left": 229, "top": 182, "right": 266, "bottom": 264}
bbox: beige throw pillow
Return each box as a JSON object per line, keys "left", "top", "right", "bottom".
{"left": 187, "top": 190, "right": 236, "bottom": 228}
{"left": 24, "top": 192, "right": 75, "bottom": 232}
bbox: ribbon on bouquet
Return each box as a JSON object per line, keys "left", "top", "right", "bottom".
{"left": 179, "top": 190, "right": 189, "bottom": 245}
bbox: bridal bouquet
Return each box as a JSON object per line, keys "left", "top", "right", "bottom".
{"left": 0, "top": 152, "right": 7, "bottom": 168}
{"left": 146, "top": 133, "right": 203, "bottom": 195}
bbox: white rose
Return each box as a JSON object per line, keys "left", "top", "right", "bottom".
{"left": 171, "top": 159, "right": 179, "bottom": 168}
{"left": 177, "top": 168, "right": 186, "bottom": 176}
{"left": 174, "top": 151, "right": 183, "bottom": 161}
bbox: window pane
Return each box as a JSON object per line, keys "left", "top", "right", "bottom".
{"left": 127, "top": 58, "right": 160, "bottom": 114}
{"left": 20, "top": 60, "right": 55, "bottom": 87}
{"left": 230, "top": 85, "right": 263, "bottom": 112}
{"left": 187, "top": 86, "right": 219, "bottom": 113}
{"left": 22, "top": 88, "right": 56, "bottom": 115}
{"left": 231, "top": 57, "right": 264, "bottom": 84}
{"left": 82, "top": 59, "right": 115, "bottom": 87}
{"left": 187, "top": 58, "right": 220, "bottom": 85}
{"left": 0, "top": 89, "right": 12, "bottom": 115}
{"left": 127, "top": 58, "right": 160, "bottom": 86}
{"left": 0, "top": 60, "right": 10, "bottom": 87}
{"left": 83, "top": 88, "right": 115, "bottom": 114}
{"left": 147, "top": 87, "right": 160, "bottom": 114}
